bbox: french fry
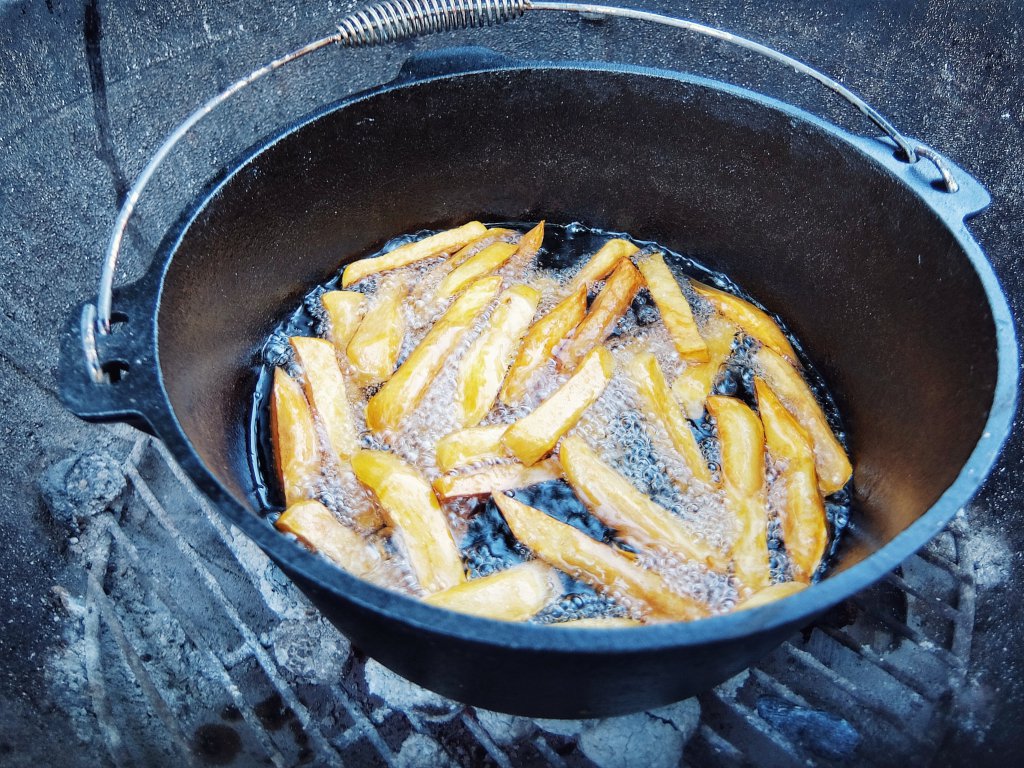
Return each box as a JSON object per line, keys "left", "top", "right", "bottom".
{"left": 626, "top": 352, "right": 714, "bottom": 487}
{"left": 503, "top": 346, "right": 614, "bottom": 466}
{"left": 436, "top": 241, "right": 518, "bottom": 300}
{"left": 449, "top": 227, "right": 517, "bottom": 268}
{"left": 499, "top": 287, "right": 587, "bottom": 405}
{"left": 735, "top": 581, "right": 807, "bottom": 610}
{"left": 271, "top": 368, "right": 320, "bottom": 506}
{"left": 435, "top": 425, "right": 509, "bottom": 472}
{"left": 558, "top": 258, "right": 642, "bottom": 371}
{"left": 346, "top": 276, "right": 407, "bottom": 387}
{"left": 366, "top": 276, "right": 502, "bottom": 433}
{"left": 671, "top": 319, "right": 738, "bottom": 420}
{"left": 290, "top": 337, "right": 360, "bottom": 462}
{"left": 275, "top": 499, "right": 380, "bottom": 577}
{"left": 341, "top": 221, "right": 487, "bottom": 287}
{"left": 493, "top": 493, "right": 708, "bottom": 621}
{"left": 510, "top": 221, "right": 545, "bottom": 265}
{"left": 424, "top": 560, "right": 561, "bottom": 621}
{"left": 691, "top": 280, "right": 798, "bottom": 363}
{"left": 636, "top": 252, "right": 708, "bottom": 362}
{"left": 755, "top": 378, "right": 828, "bottom": 582}
{"left": 456, "top": 284, "right": 541, "bottom": 427}
{"left": 560, "top": 436, "right": 727, "bottom": 571}
{"left": 706, "top": 396, "right": 770, "bottom": 591}
{"left": 351, "top": 451, "right": 464, "bottom": 593}
{"left": 756, "top": 346, "right": 852, "bottom": 495}
{"left": 433, "top": 458, "right": 561, "bottom": 500}
{"left": 567, "top": 238, "right": 639, "bottom": 294}
{"left": 551, "top": 617, "right": 644, "bottom": 628}
{"left": 321, "top": 290, "right": 366, "bottom": 351}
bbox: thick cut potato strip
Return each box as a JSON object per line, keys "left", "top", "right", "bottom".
{"left": 436, "top": 241, "right": 518, "bottom": 300}
{"left": 435, "top": 425, "right": 508, "bottom": 472}
{"left": 755, "top": 379, "right": 828, "bottom": 582}
{"left": 449, "top": 228, "right": 516, "bottom": 268}
{"left": 433, "top": 458, "right": 561, "bottom": 500}
{"left": 346, "top": 276, "right": 407, "bottom": 386}
{"left": 559, "top": 258, "right": 642, "bottom": 371}
{"left": 493, "top": 493, "right": 708, "bottom": 621}
{"left": 351, "top": 451, "right": 464, "bottom": 593}
{"left": 321, "top": 291, "right": 366, "bottom": 351}
{"left": 560, "top": 436, "right": 727, "bottom": 571}
{"left": 756, "top": 346, "right": 852, "bottom": 495}
{"left": 692, "top": 281, "right": 798, "bottom": 363}
{"left": 366, "top": 276, "right": 502, "bottom": 433}
{"left": 736, "top": 581, "right": 807, "bottom": 610}
{"left": 271, "top": 368, "right": 320, "bottom": 506}
{"left": 627, "top": 352, "right": 713, "bottom": 487}
{"left": 636, "top": 253, "right": 708, "bottom": 362}
{"left": 567, "top": 238, "right": 639, "bottom": 294}
{"left": 341, "top": 221, "right": 487, "bottom": 287}
{"left": 276, "top": 500, "right": 380, "bottom": 576}
{"left": 551, "top": 617, "right": 643, "bottom": 628}
{"left": 671, "top": 319, "right": 738, "bottom": 419}
{"left": 706, "top": 396, "right": 770, "bottom": 591}
{"left": 456, "top": 284, "right": 541, "bottom": 427}
{"left": 500, "top": 287, "right": 586, "bottom": 405}
{"left": 424, "top": 561, "right": 560, "bottom": 621}
{"left": 503, "top": 346, "right": 613, "bottom": 466}
{"left": 510, "top": 221, "right": 545, "bottom": 265}
{"left": 290, "top": 337, "right": 360, "bottom": 462}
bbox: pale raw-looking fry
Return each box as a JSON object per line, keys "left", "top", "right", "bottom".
{"left": 567, "top": 238, "right": 639, "bottom": 294}
{"left": 424, "top": 561, "right": 561, "bottom": 621}
{"left": 435, "top": 425, "right": 508, "bottom": 472}
{"left": 433, "top": 458, "right": 561, "bottom": 500}
{"left": 366, "top": 276, "right": 502, "bottom": 433}
{"left": 756, "top": 345, "right": 852, "bottom": 495}
{"left": 706, "top": 396, "right": 770, "bottom": 591}
{"left": 559, "top": 436, "right": 728, "bottom": 572}
{"left": 271, "top": 368, "right": 320, "bottom": 506}
{"left": 558, "top": 258, "right": 643, "bottom": 372}
{"left": 290, "top": 337, "right": 360, "bottom": 462}
{"left": 755, "top": 378, "right": 828, "bottom": 582}
{"left": 351, "top": 451, "right": 464, "bottom": 593}
{"left": 346, "top": 276, "right": 407, "bottom": 386}
{"left": 320, "top": 291, "right": 366, "bottom": 351}
{"left": 341, "top": 221, "right": 487, "bottom": 287}
{"left": 456, "top": 284, "right": 541, "bottom": 427}
{"left": 636, "top": 252, "right": 709, "bottom": 362}
{"left": 735, "top": 581, "right": 807, "bottom": 610}
{"left": 436, "top": 241, "right": 518, "bottom": 300}
{"left": 551, "top": 617, "right": 643, "bottom": 628}
{"left": 692, "top": 280, "right": 798, "bottom": 363}
{"left": 449, "top": 227, "right": 516, "bottom": 268}
{"left": 493, "top": 493, "right": 708, "bottom": 621}
{"left": 627, "top": 352, "right": 713, "bottom": 487}
{"left": 276, "top": 500, "right": 380, "bottom": 577}
{"left": 500, "top": 287, "right": 587, "bottom": 405}
{"left": 503, "top": 346, "right": 614, "bottom": 466}
{"left": 671, "top": 319, "right": 738, "bottom": 419}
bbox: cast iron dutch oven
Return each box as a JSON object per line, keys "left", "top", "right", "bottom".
{"left": 59, "top": 3, "right": 1018, "bottom": 718}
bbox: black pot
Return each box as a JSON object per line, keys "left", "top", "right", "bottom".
{"left": 60, "top": 48, "right": 1018, "bottom": 718}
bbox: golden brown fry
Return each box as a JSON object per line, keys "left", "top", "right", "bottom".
{"left": 456, "top": 284, "right": 541, "bottom": 427}
{"left": 436, "top": 241, "right": 518, "bottom": 300}
{"left": 627, "top": 352, "right": 714, "bottom": 487}
{"left": 567, "top": 238, "right": 639, "bottom": 294}
{"left": 510, "top": 221, "right": 545, "bottom": 265}
{"left": 275, "top": 499, "right": 380, "bottom": 576}
{"left": 341, "top": 221, "right": 487, "bottom": 287}
{"left": 435, "top": 425, "right": 509, "bottom": 472}
{"left": 499, "top": 287, "right": 587, "bottom": 405}
{"left": 735, "top": 581, "right": 807, "bottom": 610}
{"left": 756, "top": 346, "right": 852, "bottom": 495}
{"left": 755, "top": 379, "right": 828, "bottom": 582}
{"left": 290, "top": 337, "right": 360, "bottom": 462}
{"left": 448, "top": 228, "right": 517, "bottom": 268}
{"left": 493, "top": 493, "right": 708, "bottom": 621}
{"left": 559, "top": 258, "right": 642, "bottom": 371}
{"left": 320, "top": 291, "right": 366, "bottom": 351}
{"left": 346, "top": 276, "right": 407, "bottom": 387}
{"left": 424, "top": 561, "right": 561, "bottom": 621}
{"left": 351, "top": 450, "right": 464, "bottom": 593}
{"left": 691, "top": 281, "right": 798, "bottom": 363}
{"left": 550, "top": 617, "right": 644, "bottom": 628}
{"left": 271, "top": 368, "right": 320, "bottom": 506}
{"left": 503, "top": 346, "right": 614, "bottom": 466}
{"left": 636, "top": 252, "right": 708, "bottom": 362}
{"left": 433, "top": 458, "right": 561, "bottom": 500}
{"left": 560, "top": 435, "right": 727, "bottom": 571}
{"left": 706, "top": 396, "right": 770, "bottom": 591}
{"left": 671, "top": 319, "right": 738, "bottom": 419}
{"left": 366, "top": 276, "right": 502, "bottom": 433}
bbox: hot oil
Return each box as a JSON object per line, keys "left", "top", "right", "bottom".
{"left": 249, "top": 222, "right": 853, "bottom": 619}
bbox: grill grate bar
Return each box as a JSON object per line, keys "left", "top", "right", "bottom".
{"left": 460, "top": 713, "right": 515, "bottom": 768}
{"left": 882, "top": 570, "right": 962, "bottom": 622}
{"left": 688, "top": 723, "right": 746, "bottom": 767}
{"left": 849, "top": 596, "right": 965, "bottom": 669}
{"left": 700, "top": 688, "right": 807, "bottom": 768}
{"left": 326, "top": 684, "right": 398, "bottom": 763}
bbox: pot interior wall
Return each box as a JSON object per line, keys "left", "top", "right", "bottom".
{"left": 157, "top": 65, "right": 998, "bottom": 575}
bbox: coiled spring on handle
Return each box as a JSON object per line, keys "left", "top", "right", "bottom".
{"left": 336, "top": 0, "right": 531, "bottom": 46}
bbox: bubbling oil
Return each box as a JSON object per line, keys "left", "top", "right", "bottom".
{"left": 249, "top": 223, "right": 853, "bottom": 621}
